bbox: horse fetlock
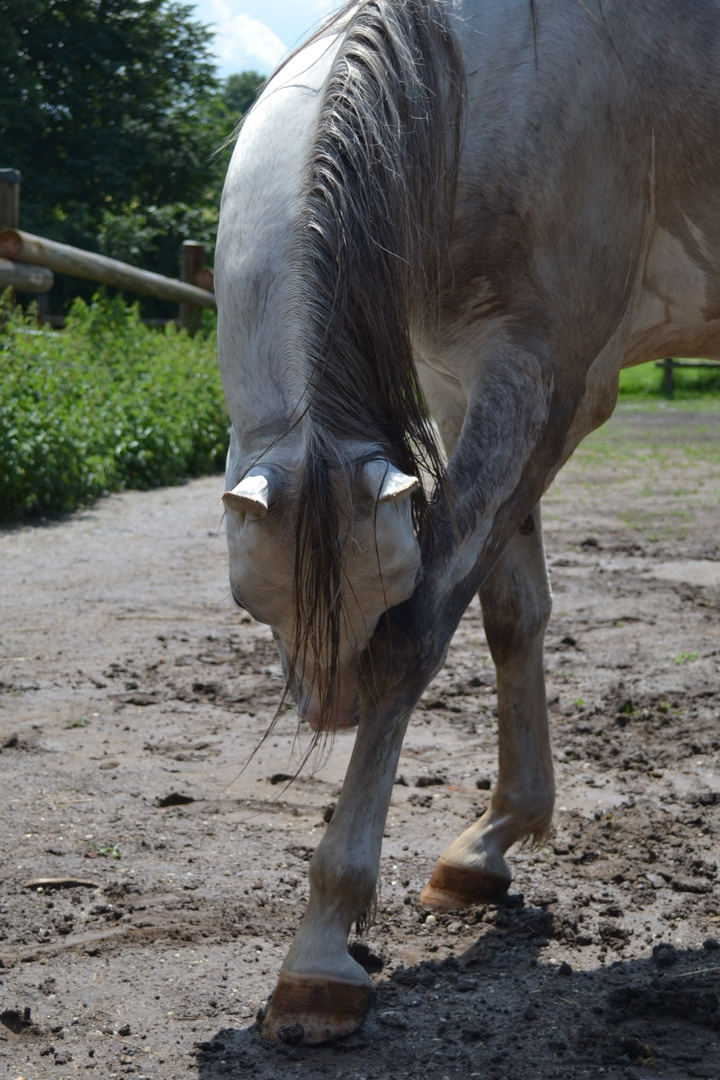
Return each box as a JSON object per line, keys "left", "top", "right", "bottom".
{"left": 524, "top": 806, "right": 554, "bottom": 846}
{"left": 308, "top": 849, "right": 377, "bottom": 924}
{"left": 487, "top": 779, "right": 555, "bottom": 843}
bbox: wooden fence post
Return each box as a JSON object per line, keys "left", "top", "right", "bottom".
{"left": 0, "top": 168, "right": 21, "bottom": 229}
{"left": 0, "top": 169, "right": 21, "bottom": 315}
{"left": 180, "top": 241, "right": 205, "bottom": 334}
{"left": 660, "top": 357, "right": 674, "bottom": 397}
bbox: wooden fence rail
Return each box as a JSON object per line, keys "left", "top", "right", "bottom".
{"left": 0, "top": 257, "right": 54, "bottom": 293}
{"left": 0, "top": 168, "right": 215, "bottom": 330}
{"left": 0, "top": 228, "right": 215, "bottom": 312}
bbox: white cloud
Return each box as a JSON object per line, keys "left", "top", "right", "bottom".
{"left": 192, "top": 0, "right": 338, "bottom": 75}
{"left": 215, "top": 12, "right": 288, "bottom": 71}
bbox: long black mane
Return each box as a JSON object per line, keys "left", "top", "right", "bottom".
{"left": 290, "top": 0, "right": 465, "bottom": 725}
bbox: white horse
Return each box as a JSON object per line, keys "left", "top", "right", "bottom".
{"left": 216, "top": 0, "right": 720, "bottom": 1043}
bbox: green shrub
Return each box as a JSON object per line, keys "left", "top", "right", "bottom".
{"left": 0, "top": 293, "right": 228, "bottom": 521}
{"left": 619, "top": 359, "right": 720, "bottom": 399}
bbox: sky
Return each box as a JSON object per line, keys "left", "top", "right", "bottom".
{"left": 191, "top": 0, "right": 339, "bottom": 77}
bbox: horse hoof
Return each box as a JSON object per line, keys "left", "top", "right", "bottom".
{"left": 419, "top": 859, "right": 511, "bottom": 911}
{"left": 261, "top": 971, "right": 373, "bottom": 1044}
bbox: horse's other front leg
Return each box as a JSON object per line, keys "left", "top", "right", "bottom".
{"left": 421, "top": 503, "right": 555, "bottom": 910}
{"left": 261, "top": 705, "right": 411, "bottom": 1043}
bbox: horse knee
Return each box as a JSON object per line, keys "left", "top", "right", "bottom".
{"left": 481, "top": 578, "right": 551, "bottom": 665}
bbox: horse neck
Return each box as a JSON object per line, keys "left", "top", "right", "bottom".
{"left": 218, "top": 0, "right": 461, "bottom": 486}
{"left": 216, "top": 33, "right": 343, "bottom": 444}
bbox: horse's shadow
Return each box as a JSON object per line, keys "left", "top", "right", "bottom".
{"left": 194, "top": 902, "right": 720, "bottom": 1079}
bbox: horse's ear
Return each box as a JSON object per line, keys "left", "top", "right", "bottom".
{"left": 222, "top": 470, "right": 274, "bottom": 519}
{"left": 362, "top": 460, "right": 420, "bottom": 503}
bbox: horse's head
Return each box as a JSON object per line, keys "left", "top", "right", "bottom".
{"left": 223, "top": 450, "right": 422, "bottom": 731}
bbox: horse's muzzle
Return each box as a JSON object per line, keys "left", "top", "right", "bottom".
{"left": 298, "top": 693, "right": 358, "bottom": 733}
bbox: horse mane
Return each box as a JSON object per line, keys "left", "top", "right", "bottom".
{"left": 288, "top": 0, "right": 465, "bottom": 729}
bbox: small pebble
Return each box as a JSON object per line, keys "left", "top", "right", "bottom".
{"left": 378, "top": 1010, "right": 408, "bottom": 1029}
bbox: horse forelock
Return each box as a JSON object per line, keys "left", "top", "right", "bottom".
{"left": 285, "top": 0, "right": 465, "bottom": 733}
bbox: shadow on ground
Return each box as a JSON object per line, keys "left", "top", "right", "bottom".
{"left": 195, "top": 905, "right": 720, "bottom": 1080}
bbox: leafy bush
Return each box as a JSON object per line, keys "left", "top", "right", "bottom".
{"left": 619, "top": 359, "right": 720, "bottom": 399}
{"left": 0, "top": 293, "right": 228, "bottom": 521}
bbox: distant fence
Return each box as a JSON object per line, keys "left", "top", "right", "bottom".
{"left": 0, "top": 168, "right": 215, "bottom": 332}
{"left": 654, "top": 357, "right": 720, "bottom": 396}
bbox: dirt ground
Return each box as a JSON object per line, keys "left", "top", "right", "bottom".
{"left": 1, "top": 405, "right": 719, "bottom": 1080}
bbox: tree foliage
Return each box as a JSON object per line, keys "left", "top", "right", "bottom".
{"left": 222, "top": 71, "right": 265, "bottom": 116}
{"left": 0, "top": 0, "right": 241, "bottom": 298}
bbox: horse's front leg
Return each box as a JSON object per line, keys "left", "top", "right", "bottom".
{"left": 261, "top": 704, "right": 411, "bottom": 1043}
{"left": 421, "top": 503, "right": 555, "bottom": 909}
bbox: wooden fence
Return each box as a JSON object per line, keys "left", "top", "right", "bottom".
{"left": 654, "top": 357, "right": 720, "bottom": 395}
{"left": 0, "top": 168, "right": 214, "bottom": 332}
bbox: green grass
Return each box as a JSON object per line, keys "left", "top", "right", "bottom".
{"left": 619, "top": 359, "right": 720, "bottom": 400}
{"left": 0, "top": 294, "right": 228, "bottom": 521}
{"left": 566, "top": 419, "right": 720, "bottom": 490}
{"left": 674, "top": 650, "right": 700, "bottom": 665}
{"left": 547, "top": 364, "right": 720, "bottom": 544}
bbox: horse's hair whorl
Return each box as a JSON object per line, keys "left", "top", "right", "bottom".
{"left": 291, "top": 0, "right": 465, "bottom": 732}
